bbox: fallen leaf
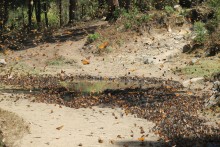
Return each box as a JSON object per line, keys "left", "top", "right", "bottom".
{"left": 99, "top": 41, "right": 109, "bottom": 49}
{"left": 82, "top": 59, "right": 90, "bottom": 65}
{"left": 175, "top": 93, "right": 180, "bottom": 97}
{"left": 109, "top": 140, "right": 114, "bottom": 144}
{"left": 64, "top": 31, "right": 72, "bottom": 35}
{"left": 56, "top": 125, "right": 64, "bottom": 130}
{"left": 138, "top": 137, "right": 145, "bottom": 141}
{"left": 98, "top": 138, "right": 103, "bottom": 143}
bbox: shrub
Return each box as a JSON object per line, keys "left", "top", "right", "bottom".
{"left": 87, "top": 32, "right": 100, "bottom": 43}
{"left": 164, "top": 6, "right": 175, "bottom": 15}
{"left": 118, "top": 8, "right": 151, "bottom": 30}
{"left": 208, "top": 0, "right": 220, "bottom": 8}
{"left": 193, "top": 21, "right": 208, "bottom": 44}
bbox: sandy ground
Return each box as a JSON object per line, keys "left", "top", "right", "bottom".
{"left": 0, "top": 93, "right": 161, "bottom": 147}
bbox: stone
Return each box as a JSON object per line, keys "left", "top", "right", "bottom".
{"left": 0, "top": 59, "right": 6, "bottom": 65}
{"left": 191, "top": 58, "right": 199, "bottom": 64}
{"left": 174, "top": 5, "right": 182, "bottom": 12}
{"left": 210, "top": 72, "right": 220, "bottom": 81}
{"left": 142, "top": 56, "right": 154, "bottom": 64}
{"left": 205, "top": 81, "right": 220, "bottom": 108}
{"left": 182, "top": 77, "right": 204, "bottom": 87}
{"left": 182, "top": 44, "right": 191, "bottom": 53}
{"left": 205, "top": 44, "right": 220, "bottom": 57}
{"left": 174, "top": 35, "right": 183, "bottom": 41}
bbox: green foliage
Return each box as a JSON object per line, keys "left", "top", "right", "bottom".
{"left": 178, "top": 59, "right": 220, "bottom": 78}
{"left": 0, "top": 141, "right": 4, "bottom": 147}
{"left": 139, "top": 14, "right": 151, "bottom": 22}
{"left": 87, "top": 32, "right": 100, "bottom": 42}
{"left": 152, "top": 0, "right": 178, "bottom": 9}
{"left": 118, "top": 8, "right": 151, "bottom": 30}
{"left": 47, "top": 56, "right": 66, "bottom": 66}
{"left": 113, "top": 8, "right": 125, "bottom": 19}
{"left": 193, "top": 21, "right": 208, "bottom": 44}
{"left": 164, "top": 6, "right": 175, "bottom": 14}
{"left": 208, "top": 0, "right": 220, "bottom": 8}
{"left": 124, "top": 22, "right": 132, "bottom": 29}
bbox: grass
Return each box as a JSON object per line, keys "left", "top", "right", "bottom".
{"left": 46, "top": 56, "right": 66, "bottom": 66}
{"left": 179, "top": 58, "right": 220, "bottom": 78}
{"left": 0, "top": 140, "right": 4, "bottom": 147}
{"left": 193, "top": 21, "right": 208, "bottom": 44}
{"left": 87, "top": 32, "right": 100, "bottom": 43}
{"left": 59, "top": 80, "right": 109, "bottom": 94}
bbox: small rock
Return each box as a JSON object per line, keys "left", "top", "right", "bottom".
{"left": 183, "top": 77, "right": 204, "bottom": 87}
{"left": 210, "top": 72, "right": 220, "bottom": 81}
{"left": 0, "top": 59, "right": 7, "bottom": 65}
{"left": 191, "top": 58, "right": 199, "bottom": 64}
{"left": 182, "top": 44, "right": 191, "bottom": 53}
{"left": 205, "top": 81, "right": 220, "bottom": 108}
{"left": 143, "top": 57, "right": 155, "bottom": 64}
{"left": 174, "top": 35, "right": 183, "bottom": 40}
{"left": 174, "top": 5, "right": 182, "bottom": 12}
{"left": 175, "top": 41, "right": 179, "bottom": 44}
{"left": 205, "top": 45, "right": 220, "bottom": 57}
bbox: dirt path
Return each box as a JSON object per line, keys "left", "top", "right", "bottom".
{"left": 0, "top": 93, "right": 160, "bottom": 147}
{"left": 1, "top": 22, "right": 191, "bottom": 81}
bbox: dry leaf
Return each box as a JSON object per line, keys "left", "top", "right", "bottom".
{"left": 99, "top": 41, "right": 109, "bottom": 49}
{"left": 98, "top": 138, "right": 103, "bottom": 143}
{"left": 138, "top": 137, "right": 145, "bottom": 141}
{"left": 175, "top": 93, "right": 180, "bottom": 97}
{"left": 64, "top": 31, "right": 72, "bottom": 35}
{"left": 82, "top": 59, "right": 90, "bottom": 65}
{"left": 56, "top": 125, "right": 64, "bottom": 130}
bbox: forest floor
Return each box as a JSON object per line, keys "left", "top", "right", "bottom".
{"left": 0, "top": 20, "right": 219, "bottom": 147}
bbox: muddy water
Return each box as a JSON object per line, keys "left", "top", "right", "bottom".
{"left": 0, "top": 77, "right": 177, "bottom": 100}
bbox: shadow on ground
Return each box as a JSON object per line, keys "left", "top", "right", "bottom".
{"left": 115, "top": 140, "right": 165, "bottom": 147}
{"left": 115, "top": 134, "right": 220, "bottom": 147}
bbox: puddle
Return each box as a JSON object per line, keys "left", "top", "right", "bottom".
{"left": 59, "top": 79, "right": 159, "bottom": 94}
{"left": 0, "top": 76, "right": 182, "bottom": 101}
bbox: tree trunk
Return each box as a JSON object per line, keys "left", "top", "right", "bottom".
{"left": 43, "top": 2, "right": 48, "bottom": 27}
{"left": 0, "top": 0, "right": 9, "bottom": 29}
{"left": 37, "top": 0, "right": 41, "bottom": 23}
{"left": 59, "top": 0, "right": 62, "bottom": 26}
{"left": 119, "top": 0, "right": 130, "bottom": 10}
{"left": 125, "top": 0, "right": 131, "bottom": 10}
{"left": 34, "top": 0, "right": 41, "bottom": 27}
{"left": 28, "top": 0, "right": 33, "bottom": 28}
{"left": 69, "top": 0, "right": 77, "bottom": 23}
{"left": 98, "top": 0, "right": 105, "bottom": 8}
{"left": 106, "top": 0, "right": 119, "bottom": 20}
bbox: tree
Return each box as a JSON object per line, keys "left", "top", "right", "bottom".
{"left": 120, "top": 0, "right": 130, "bottom": 10}
{"left": 106, "top": 0, "right": 119, "bottom": 20}
{"left": 58, "top": 0, "right": 62, "bottom": 26}
{"left": 34, "top": 0, "right": 41, "bottom": 27}
{"left": 42, "top": 1, "right": 49, "bottom": 27}
{"left": 98, "top": 0, "right": 105, "bottom": 9}
{"left": 28, "top": 0, "right": 33, "bottom": 28}
{"left": 69, "top": 0, "right": 77, "bottom": 23}
{"left": 0, "top": 0, "right": 9, "bottom": 29}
